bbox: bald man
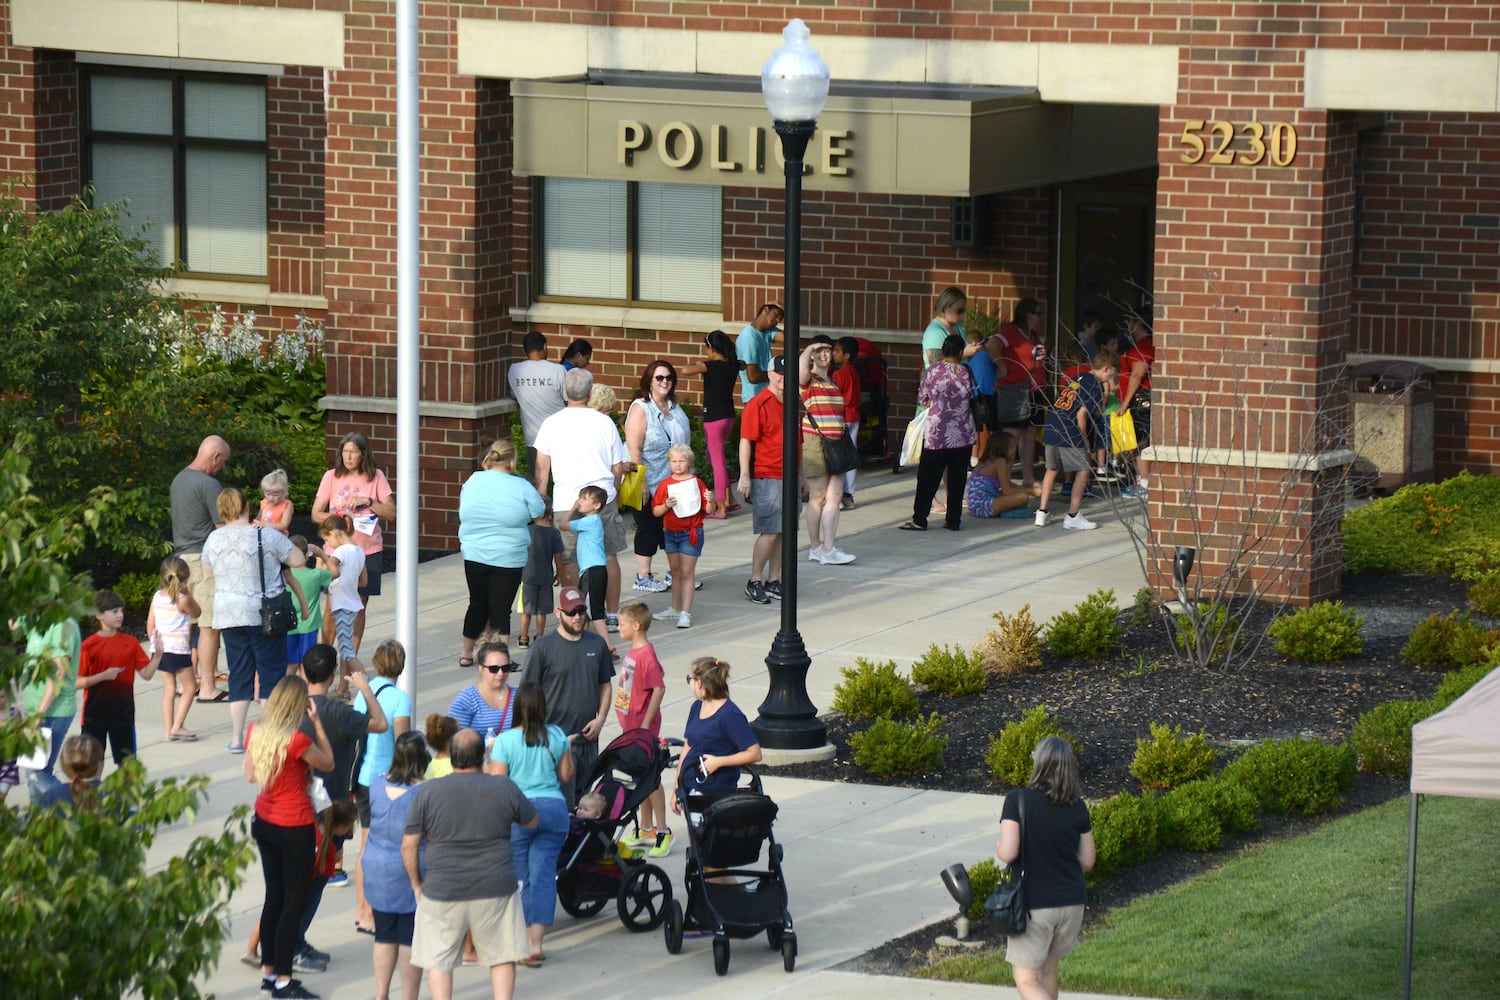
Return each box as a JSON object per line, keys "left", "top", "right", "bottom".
{"left": 171, "top": 435, "right": 231, "bottom": 701}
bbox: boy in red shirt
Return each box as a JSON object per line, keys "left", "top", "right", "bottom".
{"left": 613, "top": 602, "right": 669, "bottom": 855}
{"left": 77, "top": 589, "right": 162, "bottom": 764}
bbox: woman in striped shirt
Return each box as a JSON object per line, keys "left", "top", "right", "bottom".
{"left": 800, "top": 337, "right": 856, "bottom": 565}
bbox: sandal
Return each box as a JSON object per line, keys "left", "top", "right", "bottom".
{"left": 516, "top": 636, "right": 530, "bottom": 649}
{"left": 517, "top": 954, "right": 546, "bottom": 968}
{"left": 196, "top": 690, "right": 230, "bottom": 703}
{"left": 168, "top": 730, "right": 198, "bottom": 742}
{"left": 355, "top": 923, "right": 375, "bottom": 936}
{"left": 458, "top": 656, "right": 475, "bottom": 669}
{"left": 898, "top": 521, "right": 927, "bottom": 531}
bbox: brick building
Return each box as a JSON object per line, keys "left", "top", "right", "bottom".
{"left": 5, "top": 1, "right": 1500, "bottom": 600}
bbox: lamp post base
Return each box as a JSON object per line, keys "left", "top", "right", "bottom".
{"left": 751, "top": 628, "right": 827, "bottom": 752}
{"left": 758, "top": 743, "right": 837, "bottom": 766}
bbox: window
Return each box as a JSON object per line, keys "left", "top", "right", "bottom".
{"left": 538, "top": 178, "right": 721, "bottom": 307}
{"left": 85, "top": 70, "right": 268, "bottom": 277}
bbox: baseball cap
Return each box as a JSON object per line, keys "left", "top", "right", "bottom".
{"left": 771, "top": 355, "right": 788, "bottom": 375}
{"left": 558, "top": 587, "right": 587, "bottom": 613}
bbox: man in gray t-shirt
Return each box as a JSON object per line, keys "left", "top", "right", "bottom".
{"left": 519, "top": 600, "right": 614, "bottom": 802}
{"left": 170, "top": 435, "right": 230, "bottom": 701}
{"left": 403, "top": 730, "right": 537, "bottom": 992}
{"left": 507, "top": 331, "right": 566, "bottom": 456}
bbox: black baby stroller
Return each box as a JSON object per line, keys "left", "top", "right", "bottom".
{"left": 663, "top": 770, "right": 797, "bottom": 975}
{"left": 555, "top": 728, "right": 675, "bottom": 932}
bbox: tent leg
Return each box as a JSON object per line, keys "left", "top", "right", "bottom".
{"left": 1402, "top": 792, "right": 1419, "bottom": 1000}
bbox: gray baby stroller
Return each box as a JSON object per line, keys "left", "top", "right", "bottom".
{"left": 663, "top": 770, "right": 796, "bottom": 975}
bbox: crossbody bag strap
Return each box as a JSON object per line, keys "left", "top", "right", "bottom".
{"left": 256, "top": 528, "right": 270, "bottom": 598}
{"left": 1018, "top": 787, "right": 1028, "bottom": 875}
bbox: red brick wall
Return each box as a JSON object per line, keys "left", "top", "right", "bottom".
{"left": 1352, "top": 113, "right": 1500, "bottom": 476}
{"left": 33, "top": 52, "right": 77, "bottom": 212}
{"left": 268, "top": 67, "right": 327, "bottom": 299}
{"left": 0, "top": 3, "right": 36, "bottom": 197}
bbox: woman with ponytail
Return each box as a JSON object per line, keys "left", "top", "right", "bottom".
{"left": 245, "top": 675, "right": 333, "bottom": 999}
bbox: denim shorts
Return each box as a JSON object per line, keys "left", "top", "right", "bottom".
{"left": 664, "top": 528, "right": 704, "bottom": 558}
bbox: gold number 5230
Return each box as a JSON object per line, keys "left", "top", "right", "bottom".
{"left": 1179, "top": 119, "right": 1297, "bottom": 167}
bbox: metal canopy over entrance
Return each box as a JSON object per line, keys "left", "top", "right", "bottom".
{"left": 513, "top": 73, "right": 1158, "bottom": 197}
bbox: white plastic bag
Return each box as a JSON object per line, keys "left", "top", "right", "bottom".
{"left": 900, "top": 406, "right": 928, "bottom": 470}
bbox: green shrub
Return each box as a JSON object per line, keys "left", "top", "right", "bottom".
{"left": 963, "top": 857, "right": 1002, "bottom": 921}
{"left": 830, "top": 658, "right": 919, "bottom": 720}
{"left": 113, "top": 571, "right": 159, "bottom": 614}
{"left": 1130, "top": 586, "right": 1156, "bottom": 630}
{"left": 1431, "top": 662, "right": 1495, "bottom": 711}
{"left": 1401, "top": 611, "right": 1495, "bottom": 669}
{"left": 1090, "top": 792, "right": 1162, "bottom": 876}
{"left": 1351, "top": 699, "right": 1434, "bottom": 777}
{"left": 1466, "top": 569, "right": 1500, "bottom": 615}
{"left": 1342, "top": 471, "right": 1500, "bottom": 576}
{"left": 985, "top": 706, "right": 1081, "bottom": 786}
{"left": 975, "top": 604, "right": 1043, "bottom": 675}
{"left": 1129, "top": 722, "right": 1217, "bottom": 791}
{"left": 1044, "top": 589, "right": 1120, "bottom": 659}
{"left": 910, "top": 643, "right": 988, "bottom": 696}
{"left": 1266, "top": 600, "right": 1365, "bottom": 661}
{"left": 1220, "top": 738, "right": 1355, "bottom": 816}
{"left": 1159, "top": 781, "right": 1225, "bottom": 852}
{"left": 849, "top": 713, "right": 948, "bottom": 776}
{"left": 1173, "top": 604, "right": 1242, "bottom": 666}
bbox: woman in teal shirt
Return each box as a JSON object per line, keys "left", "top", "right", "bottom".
{"left": 488, "top": 682, "right": 573, "bottom": 965}
{"left": 457, "top": 439, "right": 547, "bottom": 666}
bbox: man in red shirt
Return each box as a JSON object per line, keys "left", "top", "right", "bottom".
{"left": 1119, "top": 310, "right": 1155, "bottom": 498}
{"left": 832, "top": 336, "right": 863, "bottom": 510}
{"left": 736, "top": 356, "right": 789, "bottom": 605}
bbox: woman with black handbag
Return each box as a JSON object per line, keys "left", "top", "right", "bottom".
{"left": 799, "top": 337, "right": 858, "bottom": 565}
{"left": 995, "top": 736, "right": 1095, "bottom": 1000}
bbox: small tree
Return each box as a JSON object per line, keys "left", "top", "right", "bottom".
{"left": 0, "top": 447, "right": 253, "bottom": 998}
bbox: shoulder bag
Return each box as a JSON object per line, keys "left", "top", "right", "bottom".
{"left": 965, "top": 365, "right": 991, "bottom": 431}
{"left": 258, "top": 529, "right": 299, "bottom": 637}
{"left": 984, "top": 789, "right": 1029, "bottom": 935}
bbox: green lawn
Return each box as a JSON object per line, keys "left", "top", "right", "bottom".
{"left": 925, "top": 795, "right": 1500, "bottom": 1000}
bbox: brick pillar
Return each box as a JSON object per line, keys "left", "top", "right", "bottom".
{"left": 0, "top": 4, "right": 37, "bottom": 199}
{"left": 324, "top": 1, "right": 512, "bottom": 551}
{"left": 1152, "top": 36, "right": 1358, "bottom": 605}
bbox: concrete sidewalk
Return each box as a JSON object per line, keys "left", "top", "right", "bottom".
{"left": 20, "top": 468, "right": 1166, "bottom": 999}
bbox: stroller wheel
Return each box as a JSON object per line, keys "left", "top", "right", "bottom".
{"left": 782, "top": 934, "right": 797, "bottom": 973}
{"left": 664, "top": 900, "right": 684, "bottom": 954}
{"left": 712, "top": 935, "right": 731, "bottom": 976}
{"left": 618, "top": 863, "right": 673, "bottom": 932}
{"left": 766, "top": 925, "right": 782, "bottom": 949}
{"left": 557, "top": 869, "right": 609, "bottom": 919}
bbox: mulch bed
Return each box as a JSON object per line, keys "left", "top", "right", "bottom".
{"left": 775, "top": 571, "right": 1472, "bottom": 976}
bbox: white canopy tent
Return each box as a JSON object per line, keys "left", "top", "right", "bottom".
{"left": 1402, "top": 665, "right": 1500, "bottom": 999}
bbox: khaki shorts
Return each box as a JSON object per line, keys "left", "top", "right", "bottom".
{"left": 801, "top": 432, "right": 829, "bottom": 481}
{"left": 1005, "top": 903, "right": 1085, "bottom": 970}
{"left": 557, "top": 503, "right": 627, "bottom": 563}
{"left": 411, "top": 892, "right": 526, "bottom": 971}
{"left": 180, "top": 552, "right": 216, "bottom": 629}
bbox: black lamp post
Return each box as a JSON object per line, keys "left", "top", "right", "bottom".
{"left": 752, "top": 20, "right": 831, "bottom": 752}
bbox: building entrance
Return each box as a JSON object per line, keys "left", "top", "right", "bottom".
{"left": 1054, "top": 171, "right": 1156, "bottom": 358}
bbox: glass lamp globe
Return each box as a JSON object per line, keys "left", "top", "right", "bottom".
{"left": 760, "top": 18, "right": 830, "bottom": 123}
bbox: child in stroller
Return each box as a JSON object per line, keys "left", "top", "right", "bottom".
{"left": 554, "top": 728, "right": 676, "bottom": 932}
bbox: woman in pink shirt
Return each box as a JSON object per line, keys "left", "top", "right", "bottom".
{"left": 311, "top": 432, "right": 395, "bottom": 655}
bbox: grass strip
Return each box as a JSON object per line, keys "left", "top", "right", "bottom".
{"left": 925, "top": 795, "right": 1500, "bottom": 999}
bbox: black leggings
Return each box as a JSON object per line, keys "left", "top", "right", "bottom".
{"left": 253, "top": 815, "right": 316, "bottom": 978}
{"left": 914, "top": 446, "right": 970, "bottom": 530}
{"left": 462, "top": 560, "right": 524, "bottom": 639}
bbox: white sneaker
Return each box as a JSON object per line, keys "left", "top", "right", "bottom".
{"left": 1034, "top": 510, "right": 1052, "bottom": 527}
{"left": 1064, "top": 512, "right": 1098, "bottom": 530}
{"left": 809, "top": 548, "right": 825, "bottom": 563}
{"left": 653, "top": 608, "right": 679, "bottom": 621}
{"left": 676, "top": 612, "right": 692, "bottom": 629}
{"left": 821, "top": 547, "right": 856, "bottom": 565}
{"left": 633, "top": 574, "right": 669, "bottom": 593}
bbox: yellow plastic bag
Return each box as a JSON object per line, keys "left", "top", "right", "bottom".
{"left": 1110, "top": 409, "right": 1138, "bottom": 454}
{"left": 618, "top": 466, "right": 646, "bottom": 510}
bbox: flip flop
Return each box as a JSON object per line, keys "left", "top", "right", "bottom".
{"left": 458, "top": 657, "right": 475, "bottom": 669}
{"left": 898, "top": 521, "right": 927, "bottom": 531}
{"left": 196, "top": 691, "right": 230, "bottom": 703}
{"left": 355, "top": 923, "right": 375, "bottom": 936}
{"left": 168, "top": 731, "right": 199, "bottom": 742}
{"left": 226, "top": 743, "right": 245, "bottom": 755}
